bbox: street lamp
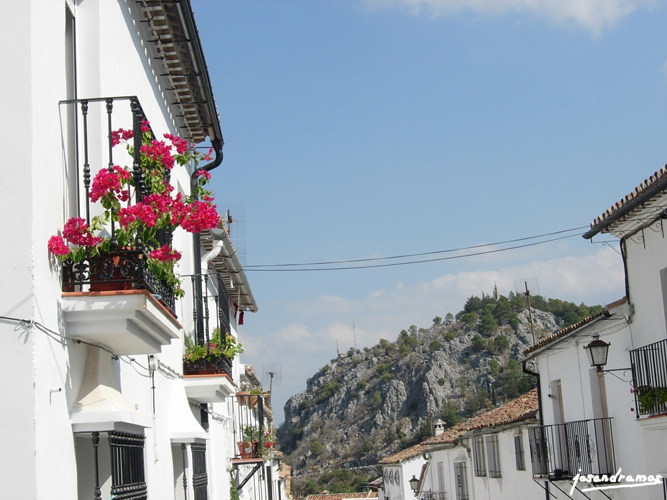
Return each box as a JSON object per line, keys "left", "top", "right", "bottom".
{"left": 584, "top": 333, "right": 610, "bottom": 371}
{"left": 409, "top": 476, "right": 419, "bottom": 493}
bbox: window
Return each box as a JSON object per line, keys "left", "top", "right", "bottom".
{"left": 437, "top": 461, "right": 445, "bottom": 493}
{"left": 514, "top": 435, "right": 525, "bottom": 470}
{"left": 192, "top": 443, "right": 208, "bottom": 500}
{"left": 454, "top": 462, "right": 469, "bottom": 500}
{"left": 108, "top": 432, "right": 148, "bottom": 500}
{"left": 472, "top": 436, "right": 486, "bottom": 476}
{"left": 486, "top": 435, "right": 502, "bottom": 478}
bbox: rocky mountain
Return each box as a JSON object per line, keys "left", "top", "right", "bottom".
{"left": 277, "top": 294, "right": 604, "bottom": 484}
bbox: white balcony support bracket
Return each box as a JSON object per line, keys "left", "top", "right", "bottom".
{"left": 62, "top": 290, "right": 181, "bottom": 355}
{"left": 71, "top": 345, "right": 151, "bottom": 434}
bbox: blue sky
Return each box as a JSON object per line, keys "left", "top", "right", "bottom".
{"left": 194, "top": 0, "right": 667, "bottom": 423}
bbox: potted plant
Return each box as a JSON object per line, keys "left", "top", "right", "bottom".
{"left": 248, "top": 387, "right": 263, "bottom": 408}
{"left": 634, "top": 385, "right": 667, "bottom": 414}
{"left": 48, "top": 120, "right": 219, "bottom": 301}
{"left": 183, "top": 330, "right": 244, "bottom": 376}
{"left": 236, "top": 383, "right": 250, "bottom": 406}
{"left": 237, "top": 425, "right": 260, "bottom": 458}
{"left": 260, "top": 427, "right": 278, "bottom": 459}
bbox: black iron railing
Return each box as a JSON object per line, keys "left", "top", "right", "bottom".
{"left": 421, "top": 492, "right": 447, "bottom": 500}
{"left": 192, "top": 443, "right": 209, "bottom": 500}
{"left": 528, "top": 418, "right": 615, "bottom": 479}
{"left": 183, "top": 272, "right": 233, "bottom": 378}
{"left": 217, "top": 274, "right": 231, "bottom": 336}
{"left": 630, "top": 338, "right": 667, "bottom": 417}
{"left": 62, "top": 248, "right": 176, "bottom": 314}
{"left": 108, "top": 431, "right": 148, "bottom": 500}
{"left": 59, "top": 97, "right": 177, "bottom": 315}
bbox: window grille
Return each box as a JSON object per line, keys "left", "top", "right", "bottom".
{"left": 192, "top": 443, "right": 208, "bottom": 500}
{"left": 453, "top": 462, "right": 469, "bottom": 500}
{"left": 514, "top": 435, "right": 526, "bottom": 471}
{"left": 108, "top": 431, "right": 147, "bottom": 500}
{"left": 472, "top": 437, "right": 486, "bottom": 477}
{"left": 486, "top": 435, "right": 502, "bottom": 478}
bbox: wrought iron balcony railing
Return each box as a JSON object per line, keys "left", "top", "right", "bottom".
{"left": 59, "top": 97, "right": 176, "bottom": 316}
{"left": 183, "top": 273, "right": 233, "bottom": 378}
{"left": 528, "top": 418, "right": 615, "bottom": 480}
{"left": 421, "top": 491, "right": 447, "bottom": 500}
{"left": 630, "top": 338, "right": 667, "bottom": 417}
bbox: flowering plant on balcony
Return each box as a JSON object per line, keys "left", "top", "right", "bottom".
{"left": 48, "top": 120, "right": 218, "bottom": 297}
{"left": 184, "top": 329, "right": 244, "bottom": 362}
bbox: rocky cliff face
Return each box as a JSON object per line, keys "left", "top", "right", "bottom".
{"left": 277, "top": 309, "right": 560, "bottom": 474}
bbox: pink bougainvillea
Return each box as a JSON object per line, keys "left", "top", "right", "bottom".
{"left": 150, "top": 244, "right": 182, "bottom": 262}
{"left": 62, "top": 217, "right": 102, "bottom": 247}
{"left": 48, "top": 235, "right": 70, "bottom": 256}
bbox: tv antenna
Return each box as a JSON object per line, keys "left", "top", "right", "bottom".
{"left": 514, "top": 278, "right": 540, "bottom": 345}
{"left": 218, "top": 203, "right": 246, "bottom": 265}
{"left": 262, "top": 363, "right": 282, "bottom": 396}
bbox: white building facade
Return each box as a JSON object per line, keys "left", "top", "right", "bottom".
{"left": 521, "top": 167, "right": 667, "bottom": 500}
{"left": 0, "top": 1, "right": 281, "bottom": 499}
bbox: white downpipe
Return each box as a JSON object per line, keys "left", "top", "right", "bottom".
{"left": 201, "top": 240, "right": 223, "bottom": 270}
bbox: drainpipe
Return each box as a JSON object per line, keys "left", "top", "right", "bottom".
{"left": 522, "top": 361, "right": 549, "bottom": 500}
{"left": 192, "top": 139, "right": 223, "bottom": 344}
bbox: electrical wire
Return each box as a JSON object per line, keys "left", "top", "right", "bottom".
{"left": 243, "top": 226, "right": 587, "bottom": 270}
{"left": 244, "top": 233, "right": 581, "bottom": 272}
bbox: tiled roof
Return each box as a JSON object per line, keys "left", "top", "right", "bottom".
{"left": 423, "top": 389, "right": 538, "bottom": 445}
{"left": 586, "top": 166, "right": 667, "bottom": 237}
{"left": 379, "top": 443, "right": 428, "bottom": 465}
{"left": 304, "top": 492, "right": 378, "bottom": 500}
{"left": 521, "top": 311, "right": 607, "bottom": 357}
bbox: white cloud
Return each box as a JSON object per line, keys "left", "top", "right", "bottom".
{"left": 361, "top": 0, "right": 656, "bottom": 33}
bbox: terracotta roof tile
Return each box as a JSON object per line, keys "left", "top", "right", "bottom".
{"left": 423, "top": 389, "right": 538, "bottom": 445}
{"left": 522, "top": 311, "right": 607, "bottom": 357}
{"left": 305, "top": 492, "right": 378, "bottom": 500}
{"left": 379, "top": 443, "right": 428, "bottom": 464}
{"left": 588, "top": 166, "right": 667, "bottom": 234}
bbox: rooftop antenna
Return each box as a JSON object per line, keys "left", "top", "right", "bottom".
{"left": 262, "top": 363, "right": 282, "bottom": 396}
{"left": 218, "top": 202, "right": 246, "bottom": 265}
{"left": 514, "top": 278, "right": 540, "bottom": 346}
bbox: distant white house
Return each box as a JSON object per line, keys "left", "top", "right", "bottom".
{"left": 418, "top": 390, "right": 540, "bottom": 500}
{"left": 378, "top": 391, "right": 540, "bottom": 500}
{"left": 379, "top": 443, "right": 428, "bottom": 500}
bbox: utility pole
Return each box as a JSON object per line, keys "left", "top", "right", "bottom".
{"left": 352, "top": 320, "right": 357, "bottom": 351}
{"left": 525, "top": 281, "right": 536, "bottom": 345}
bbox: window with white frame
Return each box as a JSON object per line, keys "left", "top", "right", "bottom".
{"left": 514, "top": 435, "right": 525, "bottom": 470}
{"left": 486, "top": 435, "right": 501, "bottom": 478}
{"left": 454, "top": 462, "right": 469, "bottom": 500}
{"left": 472, "top": 437, "right": 486, "bottom": 477}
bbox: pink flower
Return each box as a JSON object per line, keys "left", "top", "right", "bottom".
{"left": 150, "top": 244, "right": 182, "bottom": 262}
{"left": 48, "top": 235, "right": 70, "bottom": 256}
{"left": 141, "top": 119, "right": 150, "bottom": 133}
{"left": 203, "top": 147, "right": 214, "bottom": 161}
{"left": 196, "top": 170, "right": 211, "bottom": 180}
{"left": 113, "top": 165, "right": 131, "bottom": 181}
{"left": 141, "top": 139, "right": 175, "bottom": 169}
{"left": 62, "top": 217, "right": 102, "bottom": 247}
{"left": 90, "top": 168, "right": 122, "bottom": 202}
{"left": 164, "top": 133, "right": 189, "bottom": 155}
{"left": 181, "top": 200, "right": 219, "bottom": 233}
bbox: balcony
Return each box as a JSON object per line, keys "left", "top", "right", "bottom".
{"left": 528, "top": 418, "right": 615, "bottom": 480}
{"left": 630, "top": 338, "right": 667, "bottom": 418}
{"left": 57, "top": 96, "right": 182, "bottom": 355}
{"left": 182, "top": 273, "right": 236, "bottom": 403}
{"left": 421, "top": 492, "right": 446, "bottom": 500}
